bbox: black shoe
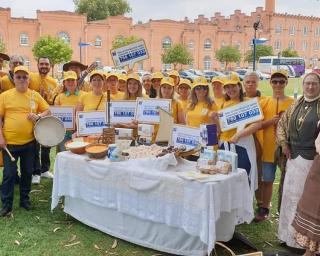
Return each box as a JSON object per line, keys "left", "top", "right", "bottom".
{"left": 20, "top": 201, "right": 32, "bottom": 211}
{"left": 0, "top": 207, "right": 12, "bottom": 217}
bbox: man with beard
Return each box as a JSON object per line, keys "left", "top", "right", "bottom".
{"left": 0, "top": 55, "right": 24, "bottom": 92}
{"left": 29, "top": 57, "right": 58, "bottom": 184}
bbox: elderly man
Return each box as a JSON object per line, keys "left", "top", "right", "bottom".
{"left": 29, "top": 57, "right": 58, "bottom": 184}
{"left": 0, "top": 66, "right": 50, "bottom": 216}
{"left": 0, "top": 55, "right": 24, "bottom": 92}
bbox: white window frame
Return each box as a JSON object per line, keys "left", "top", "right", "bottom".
{"left": 20, "top": 33, "right": 29, "bottom": 46}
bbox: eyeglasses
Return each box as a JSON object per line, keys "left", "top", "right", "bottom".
{"left": 271, "top": 79, "right": 286, "bottom": 85}
{"left": 195, "top": 86, "right": 208, "bottom": 90}
{"left": 303, "top": 82, "right": 320, "bottom": 86}
{"left": 15, "top": 75, "right": 28, "bottom": 80}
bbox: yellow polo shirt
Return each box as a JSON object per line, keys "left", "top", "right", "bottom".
{"left": 78, "top": 92, "right": 106, "bottom": 111}
{"left": 29, "top": 73, "right": 58, "bottom": 105}
{"left": 111, "top": 91, "right": 125, "bottom": 100}
{"left": 178, "top": 99, "right": 189, "bottom": 112}
{"left": 0, "top": 89, "right": 49, "bottom": 145}
{"left": 1, "top": 74, "right": 15, "bottom": 92}
{"left": 186, "top": 101, "right": 218, "bottom": 128}
{"left": 55, "top": 91, "right": 85, "bottom": 107}
{"left": 213, "top": 97, "right": 225, "bottom": 110}
{"left": 262, "top": 96, "right": 294, "bottom": 163}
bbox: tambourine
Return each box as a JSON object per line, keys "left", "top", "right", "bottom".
{"left": 34, "top": 116, "right": 66, "bottom": 147}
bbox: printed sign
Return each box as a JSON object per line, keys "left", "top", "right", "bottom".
{"left": 135, "top": 98, "right": 171, "bottom": 124}
{"left": 106, "top": 100, "right": 136, "bottom": 124}
{"left": 49, "top": 106, "right": 75, "bottom": 130}
{"left": 171, "top": 124, "right": 200, "bottom": 151}
{"left": 76, "top": 111, "right": 107, "bottom": 136}
{"left": 218, "top": 97, "right": 264, "bottom": 132}
{"left": 110, "top": 40, "right": 149, "bottom": 68}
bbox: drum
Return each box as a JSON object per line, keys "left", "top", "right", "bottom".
{"left": 34, "top": 116, "right": 66, "bottom": 147}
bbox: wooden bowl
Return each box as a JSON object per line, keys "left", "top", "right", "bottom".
{"left": 65, "top": 140, "right": 90, "bottom": 154}
{"left": 85, "top": 143, "right": 108, "bottom": 159}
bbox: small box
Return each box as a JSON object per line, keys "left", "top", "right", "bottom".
{"left": 115, "top": 128, "right": 133, "bottom": 139}
{"left": 217, "top": 150, "right": 238, "bottom": 172}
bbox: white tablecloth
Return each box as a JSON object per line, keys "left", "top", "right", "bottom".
{"left": 51, "top": 151, "right": 253, "bottom": 256}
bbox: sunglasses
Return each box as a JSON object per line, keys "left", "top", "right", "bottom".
{"left": 271, "top": 79, "right": 286, "bottom": 85}
{"left": 15, "top": 75, "right": 28, "bottom": 80}
{"left": 195, "top": 86, "right": 208, "bottom": 90}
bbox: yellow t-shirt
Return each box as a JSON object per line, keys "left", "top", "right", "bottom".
{"left": 186, "top": 101, "right": 218, "bottom": 128}
{"left": 178, "top": 99, "right": 189, "bottom": 112}
{"left": 79, "top": 81, "right": 92, "bottom": 92}
{"left": 1, "top": 74, "right": 15, "bottom": 92}
{"left": 0, "top": 89, "right": 49, "bottom": 145}
{"left": 55, "top": 91, "right": 85, "bottom": 107}
{"left": 261, "top": 96, "right": 294, "bottom": 163}
{"left": 29, "top": 73, "right": 58, "bottom": 105}
{"left": 78, "top": 92, "right": 106, "bottom": 111}
{"left": 111, "top": 91, "right": 125, "bottom": 100}
{"left": 214, "top": 97, "right": 225, "bottom": 110}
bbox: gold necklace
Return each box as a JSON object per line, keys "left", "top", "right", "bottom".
{"left": 297, "top": 102, "right": 312, "bottom": 128}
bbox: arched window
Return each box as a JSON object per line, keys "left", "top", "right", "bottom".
{"left": 275, "top": 24, "right": 282, "bottom": 34}
{"left": 58, "top": 31, "right": 70, "bottom": 44}
{"left": 315, "top": 27, "right": 320, "bottom": 37}
{"left": 288, "top": 41, "right": 295, "bottom": 50}
{"left": 274, "top": 40, "right": 281, "bottom": 51}
{"left": 314, "top": 42, "right": 320, "bottom": 51}
{"left": 303, "top": 26, "right": 308, "bottom": 36}
{"left": 162, "top": 37, "right": 172, "bottom": 49}
{"left": 204, "top": 39, "right": 212, "bottom": 49}
{"left": 20, "top": 33, "right": 29, "bottom": 46}
{"left": 289, "top": 25, "right": 295, "bottom": 36}
{"left": 203, "top": 56, "right": 212, "bottom": 70}
{"left": 188, "top": 40, "right": 195, "bottom": 49}
{"left": 302, "top": 41, "right": 308, "bottom": 51}
{"left": 95, "top": 36, "right": 102, "bottom": 47}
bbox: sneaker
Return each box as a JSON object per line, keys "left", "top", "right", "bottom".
{"left": 254, "top": 207, "right": 269, "bottom": 222}
{"left": 41, "top": 171, "right": 54, "bottom": 179}
{"left": 0, "top": 206, "right": 12, "bottom": 217}
{"left": 32, "top": 175, "right": 41, "bottom": 185}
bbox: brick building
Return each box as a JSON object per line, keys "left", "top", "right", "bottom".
{"left": 0, "top": 0, "right": 319, "bottom": 72}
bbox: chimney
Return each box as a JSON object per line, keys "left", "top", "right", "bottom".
{"left": 265, "top": 0, "right": 275, "bottom": 13}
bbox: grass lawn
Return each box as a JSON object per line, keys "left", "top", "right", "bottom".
{"left": 0, "top": 79, "right": 305, "bottom": 256}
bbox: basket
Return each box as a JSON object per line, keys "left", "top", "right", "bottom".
{"left": 85, "top": 143, "right": 108, "bottom": 159}
{"left": 65, "top": 140, "right": 90, "bottom": 154}
{"left": 100, "top": 128, "right": 115, "bottom": 145}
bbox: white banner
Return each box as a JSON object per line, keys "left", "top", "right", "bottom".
{"left": 106, "top": 100, "right": 136, "bottom": 124}
{"left": 135, "top": 98, "right": 171, "bottom": 124}
{"left": 171, "top": 124, "right": 200, "bottom": 151}
{"left": 218, "top": 97, "right": 264, "bottom": 132}
{"left": 76, "top": 111, "right": 107, "bottom": 136}
{"left": 49, "top": 106, "right": 75, "bottom": 130}
{"left": 110, "top": 40, "right": 149, "bottom": 68}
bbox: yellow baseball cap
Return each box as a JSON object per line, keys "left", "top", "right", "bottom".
{"left": 14, "top": 65, "right": 29, "bottom": 75}
{"left": 178, "top": 78, "right": 192, "bottom": 88}
{"left": 127, "top": 73, "right": 141, "bottom": 83}
{"left": 211, "top": 76, "right": 224, "bottom": 85}
{"left": 105, "top": 72, "right": 119, "bottom": 80}
{"left": 271, "top": 69, "right": 288, "bottom": 80}
{"left": 160, "top": 77, "right": 175, "bottom": 87}
{"left": 118, "top": 73, "right": 127, "bottom": 82}
{"left": 168, "top": 70, "right": 180, "bottom": 78}
{"left": 192, "top": 76, "right": 209, "bottom": 89}
{"left": 63, "top": 71, "right": 77, "bottom": 81}
{"left": 222, "top": 72, "right": 241, "bottom": 87}
{"left": 151, "top": 72, "right": 164, "bottom": 80}
{"left": 89, "top": 70, "right": 104, "bottom": 80}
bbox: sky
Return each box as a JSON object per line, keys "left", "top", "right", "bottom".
{"left": 0, "top": 0, "right": 320, "bottom": 23}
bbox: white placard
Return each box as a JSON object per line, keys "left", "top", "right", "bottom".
{"left": 171, "top": 124, "right": 200, "bottom": 151}
{"left": 218, "top": 97, "right": 264, "bottom": 132}
{"left": 135, "top": 98, "right": 171, "bottom": 124}
{"left": 110, "top": 40, "right": 149, "bottom": 68}
{"left": 76, "top": 111, "right": 107, "bottom": 136}
{"left": 106, "top": 100, "right": 136, "bottom": 124}
{"left": 49, "top": 106, "right": 75, "bottom": 130}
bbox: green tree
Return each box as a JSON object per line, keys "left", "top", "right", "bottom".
{"left": 111, "top": 35, "right": 141, "bottom": 49}
{"left": 161, "top": 43, "right": 193, "bottom": 69}
{"left": 281, "top": 48, "right": 299, "bottom": 57}
{"left": 245, "top": 45, "right": 274, "bottom": 63}
{"left": 74, "top": 0, "right": 131, "bottom": 21}
{"left": 0, "top": 39, "right": 5, "bottom": 53}
{"left": 32, "top": 36, "right": 73, "bottom": 76}
{"left": 215, "top": 45, "right": 241, "bottom": 69}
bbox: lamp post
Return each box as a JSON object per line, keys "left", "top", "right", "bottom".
{"left": 253, "top": 18, "right": 261, "bottom": 71}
